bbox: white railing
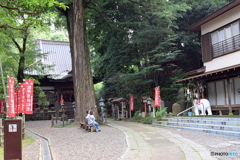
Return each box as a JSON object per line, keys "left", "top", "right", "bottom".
{"left": 176, "top": 106, "right": 195, "bottom": 127}
{"left": 177, "top": 102, "right": 205, "bottom": 127}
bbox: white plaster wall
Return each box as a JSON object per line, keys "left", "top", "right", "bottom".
{"left": 204, "top": 50, "right": 240, "bottom": 72}
{"left": 201, "top": 5, "right": 240, "bottom": 35}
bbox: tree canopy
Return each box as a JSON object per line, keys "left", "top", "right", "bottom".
{"left": 87, "top": 0, "right": 230, "bottom": 106}
{"left": 0, "top": 0, "right": 66, "bottom": 82}
{"left": 0, "top": 0, "right": 232, "bottom": 116}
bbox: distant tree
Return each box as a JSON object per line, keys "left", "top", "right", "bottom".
{"left": 173, "top": 0, "right": 230, "bottom": 72}
{"left": 0, "top": 0, "right": 66, "bottom": 83}
{"left": 88, "top": 0, "right": 189, "bottom": 102}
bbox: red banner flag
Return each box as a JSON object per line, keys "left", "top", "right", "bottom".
{"left": 155, "top": 87, "right": 161, "bottom": 107}
{"left": 7, "top": 77, "right": 15, "bottom": 117}
{"left": 24, "top": 80, "right": 34, "bottom": 114}
{"left": 15, "top": 87, "right": 19, "bottom": 116}
{"left": 0, "top": 99, "right": 4, "bottom": 114}
{"left": 18, "top": 83, "right": 26, "bottom": 114}
{"left": 60, "top": 94, "right": 64, "bottom": 106}
{"left": 130, "top": 95, "right": 134, "bottom": 111}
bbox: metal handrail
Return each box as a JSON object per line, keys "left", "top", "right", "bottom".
{"left": 176, "top": 106, "right": 195, "bottom": 127}
{"left": 176, "top": 102, "right": 205, "bottom": 127}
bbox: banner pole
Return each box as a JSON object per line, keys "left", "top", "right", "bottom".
{"left": 22, "top": 113, "right": 25, "bottom": 139}
{"left": 153, "top": 106, "right": 155, "bottom": 117}
{"left": 0, "top": 58, "right": 8, "bottom": 117}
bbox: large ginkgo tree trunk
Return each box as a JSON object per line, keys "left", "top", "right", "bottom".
{"left": 65, "top": 0, "right": 96, "bottom": 122}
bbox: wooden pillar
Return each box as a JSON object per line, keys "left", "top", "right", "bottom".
{"left": 129, "top": 108, "right": 131, "bottom": 119}
{"left": 55, "top": 89, "right": 61, "bottom": 117}
{"left": 0, "top": 119, "right": 2, "bottom": 147}
{"left": 117, "top": 105, "right": 119, "bottom": 120}
{"left": 153, "top": 107, "right": 155, "bottom": 117}
{"left": 144, "top": 103, "right": 147, "bottom": 117}
{"left": 121, "top": 102, "right": 124, "bottom": 119}
{"left": 227, "top": 78, "right": 233, "bottom": 115}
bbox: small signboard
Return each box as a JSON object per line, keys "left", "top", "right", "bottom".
{"left": 4, "top": 119, "right": 22, "bottom": 160}
{"left": 9, "top": 124, "right": 17, "bottom": 132}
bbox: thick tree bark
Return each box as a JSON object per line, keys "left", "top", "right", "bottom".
{"left": 66, "top": 0, "right": 96, "bottom": 122}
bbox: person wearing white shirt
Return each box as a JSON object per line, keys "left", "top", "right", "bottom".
{"left": 86, "top": 110, "right": 101, "bottom": 132}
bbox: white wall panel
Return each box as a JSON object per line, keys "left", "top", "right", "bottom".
{"left": 234, "top": 78, "right": 240, "bottom": 104}
{"left": 225, "top": 79, "right": 234, "bottom": 105}
{"left": 207, "top": 82, "right": 216, "bottom": 105}
{"left": 216, "top": 81, "right": 225, "bottom": 105}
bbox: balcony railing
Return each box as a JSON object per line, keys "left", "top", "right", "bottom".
{"left": 212, "top": 34, "right": 240, "bottom": 57}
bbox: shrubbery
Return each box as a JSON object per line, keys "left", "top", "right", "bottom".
{"left": 131, "top": 107, "right": 168, "bottom": 123}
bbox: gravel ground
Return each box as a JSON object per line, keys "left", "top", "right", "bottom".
{"left": 24, "top": 120, "right": 127, "bottom": 160}
{"left": 22, "top": 120, "right": 240, "bottom": 160}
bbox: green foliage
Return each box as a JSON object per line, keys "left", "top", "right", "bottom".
{"left": 142, "top": 116, "right": 154, "bottom": 124}
{"left": 155, "top": 107, "right": 168, "bottom": 119}
{"left": 35, "top": 87, "right": 49, "bottom": 108}
{"left": 134, "top": 110, "right": 141, "bottom": 117}
{"left": 0, "top": 0, "right": 67, "bottom": 83}
{"left": 88, "top": 0, "right": 230, "bottom": 103}
{"left": 0, "top": 0, "right": 232, "bottom": 106}
{"left": 88, "top": 0, "right": 190, "bottom": 101}
{"left": 94, "top": 82, "right": 104, "bottom": 98}
{"left": 131, "top": 116, "right": 143, "bottom": 122}
{"left": 173, "top": 0, "right": 229, "bottom": 72}
{"left": 131, "top": 107, "right": 168, "bottom": 123}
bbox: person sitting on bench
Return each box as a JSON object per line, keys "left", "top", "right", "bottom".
{"left": 86, "top": 110, "right": 101, "bottom": 132}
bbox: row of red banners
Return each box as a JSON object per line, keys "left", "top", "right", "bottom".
{"left": 129, "top": 86, "right": 161, "bottom": 111}
{"left": 7, "top": 77, "right": 34, "bottom": 117}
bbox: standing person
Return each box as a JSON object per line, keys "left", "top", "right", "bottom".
{"left": 86, "top": 110, "right": 101, "bottom": 132}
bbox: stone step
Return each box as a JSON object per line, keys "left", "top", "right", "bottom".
{"left": 158, "top": 121, "right": 240, "bottom": 132}
{"left": 162, "top": 116, "right": 240, "bottom": 121}
{"left": 157, "top": 124, "right": 240, "bottom": 137}
{"left": 162, "top": 118, "right": 240, "bottom": 126}
{"left": 157, "top": 116, "right": 240, "bottom": 137}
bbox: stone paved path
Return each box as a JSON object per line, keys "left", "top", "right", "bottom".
{"left": 108, "top": 120, "right": 216, "bottom": 160}
{"left": 22, "top": 119, "right": 240, "bottom": 160}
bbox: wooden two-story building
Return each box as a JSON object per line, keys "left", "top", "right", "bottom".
{"left": 177, "top": 0, "right": 240, "bottom": 115}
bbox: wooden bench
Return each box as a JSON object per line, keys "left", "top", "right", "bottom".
{"left": 80, "top": 122, "right": 86, "bottom": 129}
{"left": 85, "top": 124, "right": 94, "bottom": 132}
{"left": 79, "top": 122, "right": 95, "bottom": 132}
{"left": 211, "top": 107, "right": 240, "bottom": 116}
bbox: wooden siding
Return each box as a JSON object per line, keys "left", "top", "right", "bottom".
{"left": 201, "top": 33, "right": 212, "bottom": 62}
